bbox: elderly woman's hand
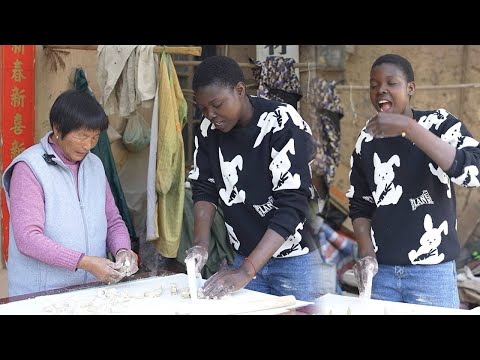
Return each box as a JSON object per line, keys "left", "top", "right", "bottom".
{"left": 114, "top": 249, "right": 139, "bottom": 277}
{"left": 78, "top": 255, "right": 125, "bottom": 284}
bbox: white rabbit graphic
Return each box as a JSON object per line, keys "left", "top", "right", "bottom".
{"left": 408, "top": 214, "right": 447, "bottom": 265}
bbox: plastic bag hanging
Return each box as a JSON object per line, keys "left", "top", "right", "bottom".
{"left": 122, "top": 110, "right": 151, "bottom": 152}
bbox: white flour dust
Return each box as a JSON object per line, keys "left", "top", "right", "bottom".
{"left": 42, "top": 287, "right": 163, "bottom": 314}
{"left": 40, "top": 281, "right": 222, "bottom": 314}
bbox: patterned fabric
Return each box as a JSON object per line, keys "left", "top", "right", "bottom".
{"left": 306, "top": 79, "right": 344, "bottom": 185}
{"left": 250, "top": 56, "right": 302, "bottom": 108}
{"left": 188, "top": 96, "right": 319, "bottom": 258}
{"left": 348, "top": 108, "right": 480, "bottom": 266}
{"left": 311, "top": 79, "right": 344, "bottom": 114}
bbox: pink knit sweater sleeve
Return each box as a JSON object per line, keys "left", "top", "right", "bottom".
{"left": 9, "top": 161, "right": 83, "bottom": 271}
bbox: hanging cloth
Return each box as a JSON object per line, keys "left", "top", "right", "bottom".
{"left": 74, "top": 68, "right": 138, "bottom": 252}
{"left": 306, "top": 79, "right": 344, "bottom": 186}
{"left": 149, "top": 52, "right": 188, "bottom": 258}
{"left": 96, "top": 45, "right": 139, "bottom": 117}
{"left": 250, "top": 56, "right": 302, "bottom": 109}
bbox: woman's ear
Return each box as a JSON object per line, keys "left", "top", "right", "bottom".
{"left": 235, "top": 82, "right": 246, "bottom": 97}
{"left": 52, "top": 126, "right": 61, "bottom": 140}
{"left": 407, "top": 81, "right": 416, "bottom": 96}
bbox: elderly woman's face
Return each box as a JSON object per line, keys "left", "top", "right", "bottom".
{"left": 55, "top": 128, "right": 100, "bottom": 162}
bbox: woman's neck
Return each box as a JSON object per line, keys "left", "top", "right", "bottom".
{"left": 404, "top": 107, "right": 414, "bottom": 118}
{"left": 237, "top": 95, "right": 254, "bottom": 127}
{"left": 48, "top": 134, "right": 77, "bottom": 165}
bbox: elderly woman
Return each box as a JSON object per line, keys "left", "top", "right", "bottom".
{"left": 2, "top": 89, "right": 139, "bottom": 297}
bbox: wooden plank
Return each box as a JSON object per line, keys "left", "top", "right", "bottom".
{"left": 45, "top": 45, "right": 202, "bottom": 57}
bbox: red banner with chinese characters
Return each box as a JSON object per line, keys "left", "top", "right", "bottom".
{"left": 0, "top": 45, "right": 35, "bottom": 264}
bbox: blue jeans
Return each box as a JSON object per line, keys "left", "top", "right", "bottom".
{"left": 232, "top": 250, "right": 323, "bottom": 302}
{"left": 372, "top": 260, "right": 459, "bottom": 308}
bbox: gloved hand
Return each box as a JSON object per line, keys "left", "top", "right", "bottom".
{"left": 114, "top": 249, "right": 139, "bottom": 277}
{"left": 200, "top": 259, "right": 253, "bottom": 298}
{"left": 185, "top": 245, "right": 208, "bottom": 276}
{"left": 201, "top": 267, "right": 248, "bottom": 299}
{"left": 353, "top": 256, "right": 378, "bottom": 299}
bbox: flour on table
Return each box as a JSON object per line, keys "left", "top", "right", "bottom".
{"left": 40, "top": 281, "right": 226, "bottom": 314}
{"left": 0, "top": 274, "right": 309, "bottom": 315}
{"left": 42, "top": 287, "right": 163, "bottom": 314}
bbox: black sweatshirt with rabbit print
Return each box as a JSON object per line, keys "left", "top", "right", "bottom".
{"left": 188, "top": 96, "right": 319, "bottom": 258}
{"left": 348, "top": 109, "right": 480, "bottom": 265}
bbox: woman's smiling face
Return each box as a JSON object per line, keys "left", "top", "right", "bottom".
{"left": 370, "top": 63, "right": 415, "bottom": 115}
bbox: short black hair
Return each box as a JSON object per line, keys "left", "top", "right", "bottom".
{"left": 371, "top": 54, "right": 415, "bottom": 82}
{"left": 49, "top": 89, "right": 108, "bottom": 137}
{"left": 192, "top": 55, "right": 245, "bottom": 91}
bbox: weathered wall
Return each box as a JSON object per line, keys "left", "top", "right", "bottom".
{"left": 35, "top": 46, "right": 131, "bottom": 170}
{"left": 218, "top": 44, "right": 257, "bottom": 94}
{"left": 35, "top": 46, "right": 100, "bottom": 139}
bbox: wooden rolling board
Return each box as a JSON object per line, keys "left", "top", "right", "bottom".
{"left": 0, "top": 274, "right": 310, "bottom": 315}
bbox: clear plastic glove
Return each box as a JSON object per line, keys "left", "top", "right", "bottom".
{"left": 353, "top": 256, "right": 378, "bottom": 299}
{"left": 185, "top": 245, "right": 208, "bottom": 276}
{"left": 114, "top": 249, "right": 139, "bottom": 277}
{"left": 201, "top": 266, "right": 249, "bottom": 299}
